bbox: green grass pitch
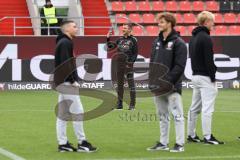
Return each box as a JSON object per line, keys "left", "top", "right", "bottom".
{"left": 0, "top": 89, "right": 239, "bottom": 160}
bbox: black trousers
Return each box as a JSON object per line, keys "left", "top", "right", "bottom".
{"left": 41, "top": 24, "right": 59, "bottom": 35}
{"left": 115, "top": 60, "right": 136, "bottom": 106}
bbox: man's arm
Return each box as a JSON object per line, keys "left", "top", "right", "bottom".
{"left": 106, "top": 30, "right": 118, "bottom": 50}
{"left": 58, "top": 41, "right": 78, "bottom": 84}
{"left": 165, "top": 39, "right": 187, "bottom": 84}
{"left": 129, "top": 37, "right": 138, "bottom": 62}
{"left": 40, "top": 8, "right": 46, "bottom": 25}
{"left": 202, "top": 36, "right": 217, "bottom": 82}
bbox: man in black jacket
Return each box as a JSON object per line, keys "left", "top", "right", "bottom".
{"left": 187, "top": 11, "right": 224, "bottom": 145}
{"left": 147, "top": 13, "right": 187, "bottom": 152}
{"left": 54, "top": 20, "right": 97, "bottom": 152}
{"left": 107, "top": 23, "right": 138, "bottom": 110}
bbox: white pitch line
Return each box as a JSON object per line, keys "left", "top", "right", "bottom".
{"left": 0, "top": 148, "right": 26, "bottom": 160}
{"left": 85, "top": 155, "right": 240, "bottom": 160}
{"left": 1, "top": 109, "right": 240, "bottom": 113}
{"left": 215, "top": 111, "right": 240, "bottom": 113}
{"left": 0, "top": 110, "right": 53, "bottom": 112}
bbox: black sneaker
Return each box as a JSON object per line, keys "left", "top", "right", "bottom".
{"left": 115, "top": 106, "right": 123, "bottom": 110}
{"left": 115, "top": 101, "right": 123, "bottom": 110}
{"left": 170, "top": 143, "right": 184, "bottom": 152}
{"left": 147, "top": 142, "right": 169, "bottom": 151}
{"left": 128, "top": 105, "right": 135, "bottom": 110}
{"left": 58, "top": 141, "right": 76, "bottom": 152}
{"left": 203, "top": 134, "right": 224, "bottom": 145}
{"left": 187, "top": 135, "right": 202, "bottom": 143}
{"left": 77, "top": 140, "right": 97, "bottom": 153}
{"left": 238, "top": 137, "right": 240, "bottom": 140}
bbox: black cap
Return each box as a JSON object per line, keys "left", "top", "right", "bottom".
{"left": 46, "top": 0, "right": 51, "bottom": 3}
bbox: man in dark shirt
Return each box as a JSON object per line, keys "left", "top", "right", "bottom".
{"left": 54, "top": 20, "right": 97, "bottom": 152}
{"left": 187, "top": 11, "right": 224, "bottom": 145}
{"left": 107, "top": 23, "right": 138, "bottom": 110}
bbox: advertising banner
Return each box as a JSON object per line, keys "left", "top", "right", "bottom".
{"left": 0, "top": 36, "right": 239, "bottom": 90}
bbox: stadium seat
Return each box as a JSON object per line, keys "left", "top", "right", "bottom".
{"left": 132, "top": 26, "right": 144, "bottom": 36}
{"left": 224, "top": 13, "right": 237, "bottom": 23}
{"left": 215, "top": 25, "right": 228, "bottom": 35}
{"left": 152, "top": 1, "right": 164, "bottom": 11}
{"left": 111, "top": 2, "right": 124, "bottom": 11}
{"left": 214, "top": 13, "right": 224, "bottom": 24}
{"left": 174, "top": 13, "right": 183, "bottom": 24}
{"left": 192, "top": 1, "right": 205, "bottom": 11}
{"left": 115, "top": 13, "right": 128, "bottom": 24}
{"left": 220, "top": 0, "right": 231, "bottom": 12}
{"left": 188, "top": 26, "right": 197, "bottom": 35}
{"left": 206, "top": 1, "right": 219, "bottom": 11}
{"left": 128, "top": 14, "right": 142, "bottom": 23}
{"left": 237, "top": 14, "right": 240, "bottom": 23}
{"left": 125, "top": 1, "right": 137, "bottom": 11}
{"left": 165, "top": 1, "right": 178, "bottom": 12}
{"left": 179, "top": 1, "right": 192, "bottom": 12}
{"left": 229, "top": 25, "right": 240, "bottom": 35}
{"left": 0, "top": 0, "right": 33, "bottom": 35}
{"left": 183, "top": 13, "right": 196, "bottom": 24}
{"left": 142, "top": 14, "right": 155, "bottom": 24}
{"left": 146, "top": 26, "right": 159, "bottom": 36}
{"left": 138, "top": 1, "right": 151, "bottom": 11}
{"left": 175, "top": 26, "right": 187, "bottom": 36}
{"left": 233, "top": 0, "right": 240, "bottom": 13}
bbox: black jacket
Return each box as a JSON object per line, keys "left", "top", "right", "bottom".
{"left": 107, "top": 35, "right": 138, "bottom": 62}
{"left": 150, "top": 30, "right": 187, "bottom": 94}
{"left": 189, "top": 26, "right": 217, "bottom": 82}
{"left": 54, "top": 34, "right": 78, "bottom": 87}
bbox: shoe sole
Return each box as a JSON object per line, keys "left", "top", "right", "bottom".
{"left": 170, "top": 149, "right": 184, "bottom": 153}
{"left": 77, "top": 148, "right": 98, "bottom": 153}
{"left": 114, "top": 108, "right": 123, "bottom": 110}
{"left": 204, "top": 142, "right": 225, "bottom": 145}
{"left": 147, "top": 148, "right": 170, "bottom": 151}
{"left": 58, "top": 149, "right": 75, "bottom": 153}
{"left": 187, "top": 139, "right": 202, "bottom": 143}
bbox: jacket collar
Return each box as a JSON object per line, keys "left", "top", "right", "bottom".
{"left": 56, "top": 33, "right": 72, "bottom": 43}
{"left": 192, "top": 26, "right": 210, "bottom": 36}
{"left": 158, "top": 29, "right": 179, "bottom": 44}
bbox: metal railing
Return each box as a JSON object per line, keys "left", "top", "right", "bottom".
{"left": 33, "top": 0, "right": 80, "bottom": 7}
{"left": 0, "top": 15, "right": 145, "bottom": 36}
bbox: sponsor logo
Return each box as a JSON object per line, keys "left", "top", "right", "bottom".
{"left": 7, "top": 83, "right": 51, "bottom": 90}
{"left": 182, "top": 81, "right": 224, "bottom": 89}
{"left": 0, "top": 44, "right": 239, "bottom": 84}
{"left": 0, "top": 83, "right": 5, "bottom": 91}
{"left": 81, "top": 83, "right": 104, "bottom": 89}
{"left": 232, "top": 80, "right": 240, "bottom": 89}
{"left": 166, "top": 41, "right": 173, "bottom": 50}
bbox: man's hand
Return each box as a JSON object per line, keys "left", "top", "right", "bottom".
{"left": 72, "top": 81, "right": 80, "bottom": 88}
{"left": 126, "top": 63, "right": 133, "bottom": 68}
{"left": 107, "top": 30, "right": 113, "bottom": 38}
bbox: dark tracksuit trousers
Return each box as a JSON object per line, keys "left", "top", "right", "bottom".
{"left": 116, "top": 60, "right": 136, "bottom": 107}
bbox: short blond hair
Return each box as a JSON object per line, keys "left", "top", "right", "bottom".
{"left": 197, "top": 11, "right": 215, "bottom": 25}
